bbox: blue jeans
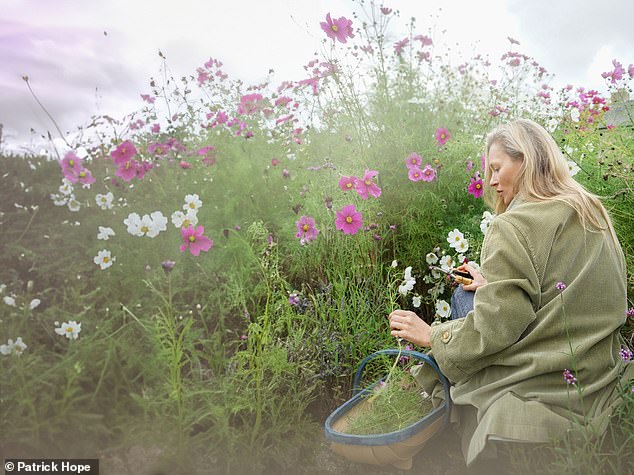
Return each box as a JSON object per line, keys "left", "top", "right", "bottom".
{"left": 450, "top": 286, "right": 474, "bottom": 320}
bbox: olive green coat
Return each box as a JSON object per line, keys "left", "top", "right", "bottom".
{"left": 414, "top": 198, "right": 633, "bottom": 465}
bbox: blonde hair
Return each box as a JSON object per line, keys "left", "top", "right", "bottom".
{"left": 484, "top": 118, "right": 618, "bottom": 242}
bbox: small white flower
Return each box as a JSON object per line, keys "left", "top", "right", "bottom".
{"left": 425, "top": 252, "right": 439, "bottom": 265}
{"left": 59, "top": 181, "right": 74, "bottom": 195}
{"left": 29, "top": 298, "right": 41, "bottom": 310}
{"left": 403, "top": 266, "right": 414, "bottom": 281}
{"left": 412, "top": 295, "right": 422, "bottom": 308}
{"left": 67, "top": 197, "right": 81, "bottom": 212}
{"left": 480, "top": 211, "right": 495, "bottom": 235}
{"left": 124, "top": 212, "right": 142, "bottom": 235}
{"left": 435, "top": 299, "right": 451, "bottom": 319}
{"left": 398, "top": 266, "right": 416, "bottom": 296}
{"left": 0, "top": 283, "right": 5, "bottom": 294}
{"left": 3, "top": 295, "right": 16, "bottom": 307}
{"left": 95, "top": 192, "right": 114, "bottom": 210}
{"left": 183, "top": 194, "right": 202, "bottom": 212}
{"left": 570, "top": 108, "right": 580, "bottom": 123}
{"left": 97, "top": 226, "right": 116, "bottom": 240}
{"left": 391, "top": 260, "right": 398, "bottom": 268}
{"left": 55, "top": 321, "right": 81, "bottom": 340}
{"left": 567, "top": 160, "right": 580, "bottom": 177}
{"left": 94, "top": 249, "right": 115, "bottom": 270}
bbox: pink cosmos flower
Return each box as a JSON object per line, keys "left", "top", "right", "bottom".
{"left": 468, "top": 176, "right": 484, "bottom": 198}
{"left": 414, "top": 34, "right": 433, "bottom": 46}
{"left": 320, "top": 13, "right": 354, "bottom": 44}
{"left": 141, "top": 94, "right": 155, "bottom": 104}
{"left": 335, "top": 204, "right": 363, "bottom": 235}
{"left": 151, "top": 123, "right": 160, "bottom": 133}
{"left": 435, "top": 127, "right": 451, "bottom": 147}
{"left": 111, "top": 140, "right": 137, "bottom": 165}
{"left": 601, "top": 59, "right": 625, "bottom": 84}
{"left": 77, "top": 168, "right": 96, "bottom": 186}
{"left": 338, "top": 175, "right": 358, "bottom": 192}
{"left": 408, "top": 166, "right": 424, "bottom": 182}
{"left": 179, "top": 161, "right": 191, "bottom": 169}
{"left": 380, "top": 7, "right": 392, "bottom": 14}
{"left": 136, "top": 161, "right": 154, "bottom": 180}
{"left": 180, "top": 225, "right": 213, "bottom": 256}
{"left": 421, "top": 164, "right": 436, "bottom": 182}
{"left": 406, "top": 153, "right": 422, "bottom": 169}
{"left": 629, "top": 64, "right": 634, "bottom": 78}
{"left": 60, "top": 151, "right": 82, "bottom": 182}
{"left": 238, "top": 93, "right": 264, "bottom": 115}
{"left": 115, "top": 160, "right": 139, "bottom": 182}
{"left": 355, "top": 169, "right": 382, "bottom": 199}
{"left": 394, "top": 38, "right": 409, "bottom": 54}
{"left": 295, "top": 215, "right": 319, "bottom": 243}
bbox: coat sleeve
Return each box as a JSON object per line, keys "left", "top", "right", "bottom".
{"left": 430, "top": 215, "right": 541, "bottom": 383}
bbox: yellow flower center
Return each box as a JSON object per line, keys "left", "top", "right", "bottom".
{"left": 332, "top": 25, "right": 339, "bottom": 32}
{"left": 302, "top": 224, "right": 309, "bottom": 231}
{"left": 414, "top": 172, "right": 420, "bottom": 178}
{"left": 189, "top": 235, "right": 196, "bottom": 242}
{"left": 346, "top": 182, "right": 352, "bottom": 188}
{"left": 125, "top": 161, "right": 131, "bottom": 170}
{"left": 476, "top": 183, "right": 481, "bottom": 189}
{"left": 140, "top": 225, "right": 149, "bottom": 234}
{"left": 189, "top": 202, "right": 196, "bottom": 209}
{"left": 103, "top": 256, "right": 110, "bottom": 263}
{"left": 79, "top": 171, "right": 86, "bottom": 177}
{"left": 69, "top": 160, "right": 75, "bottom": 167}
{"left": 364, "top": 180, "right": 371, "bottom": 185}
{"left": 346, "top": 216, "right": 353, "bottom": 223}
{"left": 455, "top": 236, "right": 460, "bottom": 241}
{"left": 66, "top": 327, "right": 73, "bottom": 333}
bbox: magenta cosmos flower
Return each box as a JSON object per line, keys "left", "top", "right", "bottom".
{"left": 435, "top": 127, "right": 451, "bottom": 147}
{"left": 320, "top": 13, "right": 354, "bottom": 44}
{"left": 295, "top": 215, "right": 319, "bottom": 243}
{"left": 335, "top": 204, "right": 363, "bottom": 235}
{"left": 406, "top": 152, "right": 422, "bottom": 169}
{"left": 60, "top": 151, "right": 83, "bottom": 182}
{"left": 421, "top": 164, "right": 436, "bottom": 182}
{"left": 110, "top": 140, "right": 138, "bottom": 165}
{"left": 468, "top": 176, "right": 484, "bottom": 198}
{"left": 338, "top": 175, "right": 358, "bottom": 192}
{"left": 180, "top": 225, "right": 213, "bottom": 256}
{"left": 355, "top": 169, "right": 382, "bottom": 199}
{"left": 115, "top": 159, "right": 139, "bottom": 182}
{"left": 408, "top": 166, "right": 424, "bottom": 182}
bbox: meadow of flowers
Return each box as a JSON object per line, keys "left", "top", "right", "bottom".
{"left": 1, "top": 2, "right": 634, "bottom": 474}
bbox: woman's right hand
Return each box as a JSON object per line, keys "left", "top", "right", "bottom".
{"left": 457, "top": 263, "right": 487, "bottom": 292}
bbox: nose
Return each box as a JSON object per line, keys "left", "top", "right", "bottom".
{"left": 489, "top": 173, "right": 498, "bottom": 187}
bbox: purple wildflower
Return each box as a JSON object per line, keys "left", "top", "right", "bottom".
{"left": 620, "top": 347, "right": 633, "bottom": 362}
{"left": 563, "top": 369, "right": 577, "bottom": 385}
{"left": 555, "top": 281, "right": 567, "bottom": 291}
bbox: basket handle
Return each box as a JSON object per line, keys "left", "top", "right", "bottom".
{"left": 351, "top": 349, "right": 452, "bottom": 424}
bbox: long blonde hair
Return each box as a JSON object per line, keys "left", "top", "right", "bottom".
{"left": 484, "top": 118, "right": 618, "bottom": 242}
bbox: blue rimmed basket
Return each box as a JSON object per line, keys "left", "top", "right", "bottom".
{"left": 324, "top": 349, "right": 451, "bottom": 470}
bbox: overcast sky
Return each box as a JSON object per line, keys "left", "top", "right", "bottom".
{"left": 1, "top": 0, "right": 632, "bottom": 153}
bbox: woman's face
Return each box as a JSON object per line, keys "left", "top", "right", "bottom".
{"left": 487, "top": 142, "right": 523, "bottom": 205}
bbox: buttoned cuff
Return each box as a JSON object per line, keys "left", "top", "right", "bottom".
{"left": 430, "top": 320, "right": 467, "bottom": 383}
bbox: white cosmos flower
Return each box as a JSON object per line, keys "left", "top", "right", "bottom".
{"left": 398, "top": 266, "right": 416, "bottom": 296}
{"left": 567, "top": 160, "right": 581, "bottom": 177}
{"left": 94, "top": 249, "right": 115, "bottom": 270}
{"left": 183, "top": 194, "right": 202, "bottom": 212}
{"left": 150, "top": 211, "right": 168, "bottom": 232}
{"left": 59, "top": 181, "right": 74, "bottom": 195}
{"left": 570, "top": 108, "right": 580, "bottom": 122}
{"left": 97, "top": 226, "right": 116, "bottom": 240}
{"left": 454, "top": 239, "right": 469, "bottom": 253}
{"left": 67, "top": 197, "right": 81, "bottom": 212}
{"left": 124, "top": 213, "right": 142, "bottom": 235}
{"left": 171, "top": 209, "right": 198, "bottom": 228}
{"left": 55, "top": 321, "right": 81, "bottom": 340}
{"left": 51, "top": 193, "right": 68, "bottom": 206}
{"left": 412, "top": 295, "right": 422, "bottom": 308}
{"left": 425, "top": 252, "right": 439, "bottom": 265}
{"left": 480, "top": 211, "right": 495, "bottom": 235}
{"left": 447, "top": 229, "right": 466, "bottom": 251}
{"left": 391, "top": 260, "right": 398, "bottom": 268}
{"left": 440, "top": 255, "right": 455, "bottom": 273}
{"left": 435, "top": 299, "right": 451, "bottom": 319}
{"left": 3, "top": 295, "right": 16, "bottom": 307}
{"left": 95, "top": 192, "right": 114, "bottom": 210}
{"left": 29, "top": 298, "right": 41, "bottom": 310}
{"left": 1, "top": 337, "right": 27, "bottom": 356}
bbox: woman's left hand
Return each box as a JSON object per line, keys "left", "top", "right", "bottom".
{"left": 388, "top": 309, "right": 432, "bottom": 348}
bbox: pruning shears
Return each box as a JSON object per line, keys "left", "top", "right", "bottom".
{"left": 431, "top": 266, "right": 474, "bottom": 285}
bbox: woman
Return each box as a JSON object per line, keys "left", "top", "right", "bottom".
{"left": 389, "top": 119, "right": 633, "bottom": 466}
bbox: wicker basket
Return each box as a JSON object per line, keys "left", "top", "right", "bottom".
{"left": 324, "top": 349, "right": 451, "bottom": 470}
